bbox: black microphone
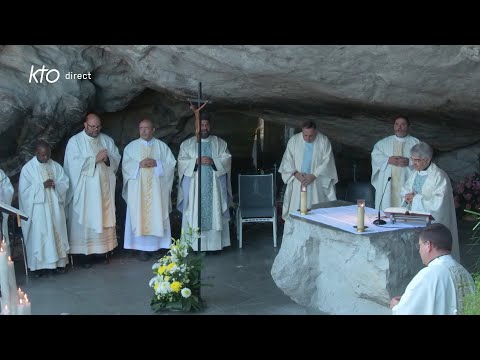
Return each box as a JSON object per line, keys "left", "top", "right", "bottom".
{"left": 373, "top": 176, "right": 392, "bottom": 225}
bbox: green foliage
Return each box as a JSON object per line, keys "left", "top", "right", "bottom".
{"left": 463, "top": 274, "right": 480, "bottom": 315}
{"left": 149, "top": 227, "right": 206, "bottom": 313}
{"left": 462, "top": 209, "right": 480, "bottom": 315}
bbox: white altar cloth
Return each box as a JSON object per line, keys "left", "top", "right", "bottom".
{"left": 290, "top": 205, "right": 425, "bottom": 235}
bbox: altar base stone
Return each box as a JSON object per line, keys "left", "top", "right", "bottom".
{"left": 271, "top": 203, "right": 423, "bottom": 315}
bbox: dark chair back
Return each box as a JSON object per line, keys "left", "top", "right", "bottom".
{"left": 345, "top": 181, "right": 376, "bottom": 208}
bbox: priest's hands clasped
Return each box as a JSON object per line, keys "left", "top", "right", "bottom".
{"left": 43, "top": 179, "right": 55, "bottom": 189}
{"left": 293, "top": 172, "right": 317, "bottom": 187}
{"left": 404, "top": 191, "right": 416, "bottom": 204}
{"left": 95, "top": 149, "right": 109, "bottom": 164}
{"left": 197, "top": 156, "right": 214, "bottom": 165}
{"left": 140, "top": 158, "right": 157, "bottom": 168}
{"left": 388, "top": 156, "right": 409, "bottom": 167}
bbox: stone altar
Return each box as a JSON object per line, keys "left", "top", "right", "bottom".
{"left": 271, "top": 201, "right": 424, "bottom": 315}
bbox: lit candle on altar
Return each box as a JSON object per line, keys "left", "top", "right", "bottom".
{"left": 7, "top": 256, "right": 17, "bottom": 314}
{"left": 357, "top": 199, "right": 365, "bottom": 232}
{"left": 300, "top": 185, "right": 308, "bottom": 215}
{"left": 18, "top": 287, "right": 25, "bottom": 300}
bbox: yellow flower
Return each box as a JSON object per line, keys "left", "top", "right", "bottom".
{"left": 158, "top": 265, "right": 167, "bottom": 275}
{"left": 171, "top": 281, "right": 182, "bottom": 293}
{"left": 167, "top": 263, "right": 176, "bottom": 271}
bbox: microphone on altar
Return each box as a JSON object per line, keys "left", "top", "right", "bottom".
{"left": 373, "top": 176, "right": 391, "bottom": 226}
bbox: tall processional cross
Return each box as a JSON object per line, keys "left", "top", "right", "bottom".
{"left": 188, "top": 82, "right": 209, "bottom": 252}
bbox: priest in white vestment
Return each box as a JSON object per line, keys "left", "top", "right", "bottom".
{"left": 0, "top": 168, "right": 14, "bottom": 245}
{"left": 122, "top": 119, "right": 176, "bottom": 261}
{"left": 401, "top": 142, "right": 460, "bottom": 262}
{"left": 63, "top": 113, "right": 121, "bottom": 266}
{"left": 278, "top": 121, "right": 338, "bottom": 220}
{"left": 177, "top": 116, "right": 232, "bottom": 252}
{"left": 390, "top": 223, "right": 475, "bottom": 315}
{"left": 19, "top": 141, "right": 70, "bottom": 274}
{"left": 371, "top": 116, "right": 419, "bottom": 210}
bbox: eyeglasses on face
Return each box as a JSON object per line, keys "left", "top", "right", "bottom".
{"left": 415, "top": 241, "right": 429, "bottom": 250}
{"left": 86, "top": 123, "right": 102, "bottom": 130}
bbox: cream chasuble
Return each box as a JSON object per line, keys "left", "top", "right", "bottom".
{"left": 278, "top": 132, "right": 338, "bottom": 220}
{"left": 64, "top": 130, "right": 121, "bottom": 255}
{"left": 401, "top": 163, "right": 461, "bottom": 262}
{"left": 122, "top": 138, "right": 176, "bottom": 251}
{"left": 392, "top": 255, "right": 475, "bottom": 315}
{"left": 19, "top": 158, "right": 70, "bottom": 270}
{"left": 371, "top": 135, "right": 419, "bottom": 210}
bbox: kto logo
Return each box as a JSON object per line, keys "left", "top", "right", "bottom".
{"left": 29, "top": 65, "right": 60, "bottom": 84}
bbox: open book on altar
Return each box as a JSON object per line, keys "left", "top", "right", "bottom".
{"left": 384, "top": 207, "right": 434, "bottom": 220}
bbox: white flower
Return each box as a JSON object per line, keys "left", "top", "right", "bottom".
{"left": 152, "top": 262, "right": 160, "bottom": 270}
{"left": 159, "top": 281, "right": 171, "bottom": 294}
{"left": 181, "top": 288, "right": 192, "bottom": 298}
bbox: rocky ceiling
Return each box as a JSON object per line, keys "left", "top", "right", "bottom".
{"left": 1, "top": 45, "right": 480, "bottom": 179}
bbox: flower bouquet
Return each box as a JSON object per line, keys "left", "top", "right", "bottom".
{"left": 149, "top": 227, "right": 205, "bottom": 312}
{"left": 453, "top": 172, "right": 480, "bottom": 218}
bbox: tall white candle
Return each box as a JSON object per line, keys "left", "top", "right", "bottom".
{"left": 357, "top": 199, "right": 365, "bottom": 232}
{"left": 300, "top": 185, "right": 307, "bottom": 215}
{"left": 1, "top": 239, "right": 9, "bottom": 258}
{"left": 23, "top": 294, "right": 31, "bottom": 315}
{"left": 1, "top": 304, "right": 10, "bottom": 315}
{"left": 16, "top": 298, "right": 25, "bottom": 315}
{"left": 0, "top": 245, "right": 10, "bottom": 312}
{"left": 7, "top": 256, "right": 17, "bottom": 315}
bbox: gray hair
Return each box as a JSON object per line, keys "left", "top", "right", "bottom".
{"left": 410, "top": 142, "right": 433, "bottom": 159}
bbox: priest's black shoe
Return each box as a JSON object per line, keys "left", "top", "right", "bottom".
{"left": 138, "top": 251, "right": 151, "bottom": 261}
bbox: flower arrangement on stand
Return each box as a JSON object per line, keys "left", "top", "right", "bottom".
{"left": 452, "top": 172, "right": 480, "bottom": 219}
{"left": 149, "top": 227, "right": 205, "bottom": 313}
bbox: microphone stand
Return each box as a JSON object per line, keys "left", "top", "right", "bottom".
{"left": 373, "top": 176, "right": 391, "bottom": 225}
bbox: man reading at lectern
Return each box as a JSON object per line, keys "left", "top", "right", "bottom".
{"left": 278, "top": 121, "right": 338, "bottom": 220}
{"left": 401, "top": 142, "right": 460, "bottom": 262}
{"left": 177, "top": 113, "right": 232, "bottom": 253}
{"left": 371, "top": 116, "right": 419, "bottom": 210}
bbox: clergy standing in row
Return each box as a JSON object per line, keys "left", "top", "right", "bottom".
{"left": 278, "top": 121, "right": 338, "bottom": 220}
{"left": 177, "top": 114, "right": 232, "bottom": 253}
{"left": 19, "top": 140, "right": 70, "bottom": 275}
{"left": 122, "top": 119, "right": 176, "bottom": 261}
{"left": 0, "top": 168, "right": 14, "bottom": 244}
{"left": 371, "top": 116, "right": 419, "bottom": 210}
{"left": 401, "top": 142, "right": 460, "bottom": 262}
{"left": 64, "top": 113, "right": 121, "bottom": 267}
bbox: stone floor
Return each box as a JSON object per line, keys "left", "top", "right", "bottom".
{"left": 6, "top": 218, "right": 480, "bottom": 315}
{"left": 8, "top": 222, "right": 325, "bottom": 315}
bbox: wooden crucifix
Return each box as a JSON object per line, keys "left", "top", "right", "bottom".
{"left": 188, "top": 82, "right": 210, "bottom": 253}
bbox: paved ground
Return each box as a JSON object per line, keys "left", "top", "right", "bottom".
{"left": 6, "top": 217, "right": 479, "bottom": 315}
